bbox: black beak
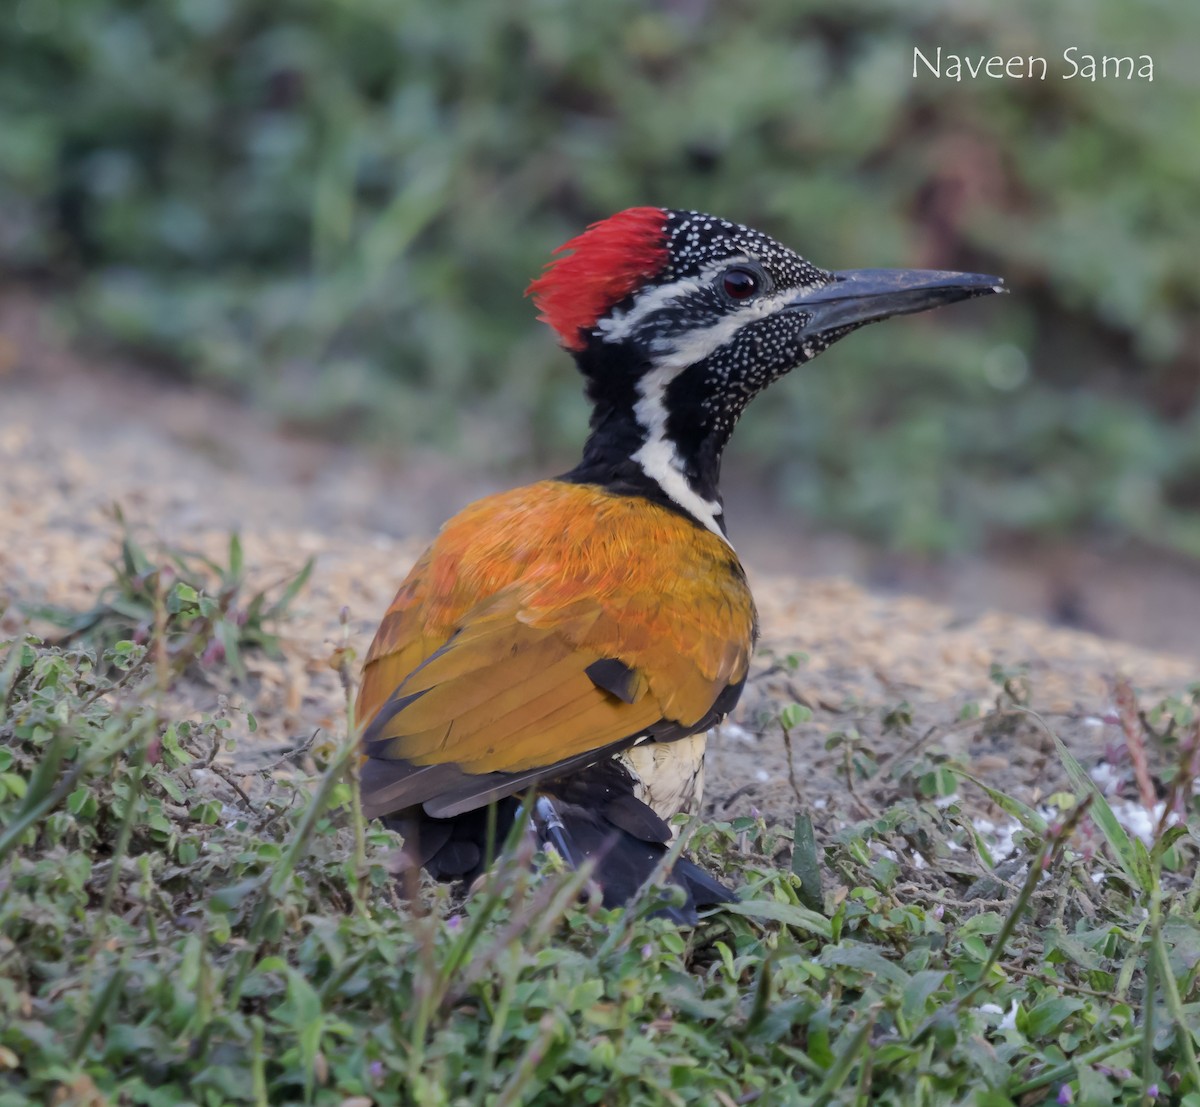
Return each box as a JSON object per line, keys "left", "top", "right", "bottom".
{"left": 790, "top": 268, "right": 1005, "bottom": 332}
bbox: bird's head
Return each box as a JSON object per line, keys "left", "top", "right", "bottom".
{"left": 527, "top": 207, "right": 1003, "bottom": 536}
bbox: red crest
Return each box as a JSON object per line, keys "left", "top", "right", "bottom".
{"left": 526, "top": 207, "right": 669, "bottom": 350}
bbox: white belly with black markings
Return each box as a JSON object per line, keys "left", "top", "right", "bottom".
{"left": 619, "top": 730, "right": 707, "bottom": 828}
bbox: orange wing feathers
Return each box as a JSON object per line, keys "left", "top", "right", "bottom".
{"left": 356, "top": 481, "right": 756, "bottom": 818}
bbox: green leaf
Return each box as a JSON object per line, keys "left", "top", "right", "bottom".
{"left": 954, "top": 768, "right": 1048, "bottom": 834}
{"left": 1049, "top": 729, "right": 1149, "bottom": 889}
{"left": 812, "top": 1007, "right": 876, "bottom": 1096}
{"left": 1075, "top": 1062, "right": 1118, "bottom": 1106}
{"left": 901, "top": 970, "right": 950, "bottom": 1024}
{"left": 1021, "top": 996, "right": 1085, "bottom": 1039}
{"left": 724, "top": 899, "right": 832, "bottom": 938}
{"left": 780, "top": 703, "right": 813, "bottom": 729}
{"left": 228, "top": 533, "right": 244, "bottom": 580}
{"left": 264, "top": 557, "right": 314, "bottom": 621}
{"left": 961, "top": 936, "right": 990, "bottom": 962}
{"left": 791, "top": 813, "right": 823, "bottom": 910}
{"left": 215, "top": 619, "right": 245, "bottom": 680}
{"left": 282, "top": 967, "right": 322, "bottom": 1027}
{"left": 820, "top": 945, "right": 909, "bottom": 988}
{"left": 210, "top": 877, "right": 263, "bottom": 912}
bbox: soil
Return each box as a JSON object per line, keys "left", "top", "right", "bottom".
{"left": 2, "top": 294, "right": 1197, "bottom": 839}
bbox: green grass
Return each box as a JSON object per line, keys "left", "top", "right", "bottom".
{"left": 1, "top": 552, "right": 1199, "bottom": 1105}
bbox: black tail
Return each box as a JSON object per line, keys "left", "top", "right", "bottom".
{"left": 532, "top": 787, "right": 734, "bottom": 917}
{"left": 383, "top": 760, "right": 736, "bottom": 924}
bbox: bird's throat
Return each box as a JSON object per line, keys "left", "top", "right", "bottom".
{"left": 562, "top": 343, "right": 737, "bottom": 539}
{"left": 563, "top": 400, "right": 729, "bottom": 541}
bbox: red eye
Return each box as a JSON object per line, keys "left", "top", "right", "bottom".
{"left": 722, "top": 267, "right": 758, "bottom": 300}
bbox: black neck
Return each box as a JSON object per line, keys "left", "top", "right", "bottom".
{"left": 557, "top": 343, "right": 733, "bottom": 531}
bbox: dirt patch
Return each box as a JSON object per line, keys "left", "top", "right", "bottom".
{"left": 2, "top": 295, "right": 1196, "bottom": 840}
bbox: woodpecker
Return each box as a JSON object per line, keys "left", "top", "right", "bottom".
{"left": 356, "top": 207, "right": 1002, "bottom": 921}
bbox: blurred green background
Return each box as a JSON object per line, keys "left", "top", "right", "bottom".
{"left": 3, "top": 0, "right": 1198, "bottom": 556}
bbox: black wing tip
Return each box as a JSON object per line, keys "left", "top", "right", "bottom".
{"left": 584, "top": 657, "right": 640, "bottom": 704}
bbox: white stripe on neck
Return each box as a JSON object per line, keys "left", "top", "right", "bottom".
{"left": 629, "top": 358, "right": 729, "bottom": 543}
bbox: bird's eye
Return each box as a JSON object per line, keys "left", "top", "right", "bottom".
{"left": 721, "top": 266, "right": 759, "bottom": 300}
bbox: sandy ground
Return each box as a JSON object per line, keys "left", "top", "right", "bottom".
{"left": 2, "top": 296, "right": 1196, "bottom": 833}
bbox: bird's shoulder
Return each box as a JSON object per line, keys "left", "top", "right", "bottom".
{"left": 375, "top": 479, "right": 754, "bottom": 640}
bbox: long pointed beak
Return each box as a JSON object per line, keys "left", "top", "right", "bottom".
{"left": 791, "top": 268, "right": 1005, "bottom": 332}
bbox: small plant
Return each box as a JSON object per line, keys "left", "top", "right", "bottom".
{"left": 951, "top": 686, "right": 1200, "bottom": 1104}
{"left": 29, "top": 507, "right": 313, "bottom": 680}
